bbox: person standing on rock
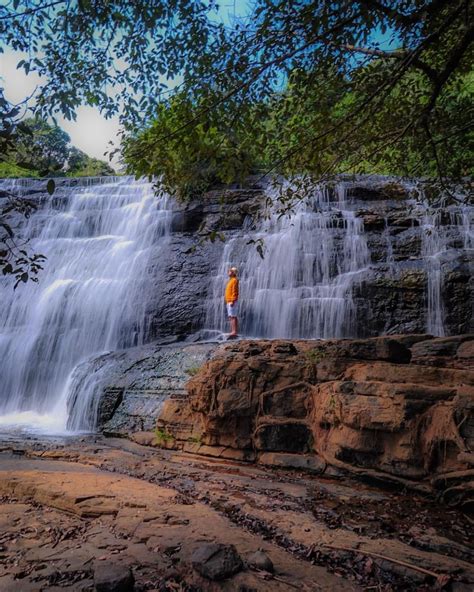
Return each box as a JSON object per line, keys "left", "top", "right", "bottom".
{"left": 225, "top": 267, "right": 239, "bottom": 338}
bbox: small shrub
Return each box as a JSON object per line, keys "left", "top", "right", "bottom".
{"left": 187, "top": 435, "right": 202, "bottom": 444}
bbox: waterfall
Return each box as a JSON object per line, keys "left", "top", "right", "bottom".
{"left": 206, "top": 182, "right": 371, "bottom": 338}
{"left": 410, "top": 183, "right": 473, "bottom": 337}
{"left": 0, "top": 175, "right": 471, "bottom": 434}
{"left": 206, "top": 180, "right": 472, "bottom": 339}
{"left": 0, "top": 176, "right": 171, "bottom": 433}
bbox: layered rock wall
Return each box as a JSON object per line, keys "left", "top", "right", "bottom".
{"left": 156, "top": 335, "right": 474, "bottom": 505}
{"left": 5, "top": 176, "right": 472, "bottom": 338}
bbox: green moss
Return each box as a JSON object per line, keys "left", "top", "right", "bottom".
{"left": 154, "top": 427, "right": 175, "bottom": 446}
{"left": 185, "top": 365, "right": 202, "bottom": 377}
{"left": 304, "top": 348, "right": 326, "bottom": 365}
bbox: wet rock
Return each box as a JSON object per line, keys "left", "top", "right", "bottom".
{"left": 78, "top": 341, "right": 217, "bottom": 435}
{"left": 246, "top": 550, "right": 274, "bottom": 572}
{"left": 97, "top": 388, "right": 124, "bottom": 426}
{"left": 191, "top": 542, "right": 243, "bottom": 580}
{"left": 94, "top": 564, "right": 134, "bottom": 592}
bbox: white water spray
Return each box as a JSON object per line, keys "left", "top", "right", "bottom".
{"left": 206, "top": 182, "right": 371, "bottom": 338}
{"left": 0, "top": 177, "right": 171, "bottom": 433}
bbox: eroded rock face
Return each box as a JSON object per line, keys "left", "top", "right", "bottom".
{"left": 138, "top": 179, "right": 473, "bottom": 339}
{"left": 157, "top": 335, "right": 474, "bottom": 502}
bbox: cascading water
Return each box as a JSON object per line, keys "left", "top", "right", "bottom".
{"left": 0, "top": 175, "right": 472, "bottom": 435}
{"left": 206, "top": 179, "right": 472, "bottom": 339}
{"left": 409, "top": 183, "right": 473, "bottom": 337}
{"left": 0, "top": 176, "right": 171, "bottom": 433}
{"left": 206, "top": 182, "right": 371, "bottom": 338}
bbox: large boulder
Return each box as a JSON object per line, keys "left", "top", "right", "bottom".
{"left": 156, "top": 335, "right": 474, "bottom": 499}
{"left": 191, "top": 543, "right": 243, "bottom": 581}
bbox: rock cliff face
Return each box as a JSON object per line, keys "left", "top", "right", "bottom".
{"left": 155, "top": 334, "right": 473, "bottom": 505}
{"left": 145, "top": 178, "right": 472, "bottom": 338}
{"left": 2, "top": 175, "right": 472, "bottom": 438}
{"left": 4, "top": 176, "right": 472, "bottom": 341}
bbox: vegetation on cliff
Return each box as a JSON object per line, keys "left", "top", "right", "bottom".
{"left": 123, "top": 67, "right": 473, "bottom": 199}
{"left": 0, "top": 117, "right": 115, "bottom": 178}
{"left": 2, "top": 1, "right": 472, "bottom": 195}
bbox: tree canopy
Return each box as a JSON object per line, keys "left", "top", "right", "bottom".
{"left": 1, "top": 117, "right": 115, "bottom": 177}
{"left": 1, "top": 1, "right": 473, "bottom": 280}
{"left": 0, "top": 116, "right": 114, "bottom": 283}
{"left": 1, "top": 0, "right": 472, "bottom": 191}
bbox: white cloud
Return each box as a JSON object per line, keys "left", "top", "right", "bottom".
{"left": 1, "top": 50, "right": 122, "bottom": 167}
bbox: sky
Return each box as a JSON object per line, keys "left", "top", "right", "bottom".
{"left": 1, "top": 50, "right": 122, "bottom": 167}
{"left": 0, "top": 1, "right": 252, "bottom": 169}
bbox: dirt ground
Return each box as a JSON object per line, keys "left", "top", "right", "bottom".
{"left": 0, "top": 435, "right": 472, "bottom": 591}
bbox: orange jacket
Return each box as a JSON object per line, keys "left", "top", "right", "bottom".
{"left": 225, "top": 277, "right": 239, "bottom": 303}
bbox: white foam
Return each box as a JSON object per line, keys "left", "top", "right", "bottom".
{"left": 0, "top": 409, "right": 69, "bottom": 435}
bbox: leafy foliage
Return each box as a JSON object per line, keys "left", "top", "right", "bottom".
{"left": 1, "top": 1, "right": 471, "bottom": 187}
{"left": 2, "top": 117, "right": 115, "bottom": 177}
{"left": 122, "top": 94, "right": 260, "bottom": 199}
{"left": 0, "top": 189, "right": 47, "bottom": 289}
{"left": 67, "top": 147, "right": 115, "bottom": 177}
{"left": 1, "top": 1, "right": 473, "bottom": 207}
{"left": 11, "top": 117, "right": 71, "bottom": 174}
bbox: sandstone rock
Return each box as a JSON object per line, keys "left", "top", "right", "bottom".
{"left": 129, "top": 432, "right": 156, "bottom": 446}
{"left": 261, "top": 383, "right": 312, "bottom": 418}
{"left": 155, "top": 336, "right": 474, "bottom": 495}
{"left": 191, "top": 543, "right": 243, "bottom": 580}
{"left": 326, "top": 337, "right": 411, "bottom": 363}
{"left": 411, "top": 336, "right": 473, "bottom": 367}
{"left": 94, "top": 564, "right": 134, "bottom": 592}
{"left": 246, "top": 550, "right": 274, "bottom": 572}
{"left": 255, "top": 421, "right": 312, "bottom": 453}
{"left": 258, "top": 452, "right": 325, "bottom": 473}
{"left": 457, "top": 340, "right": 474, "bottom": 367}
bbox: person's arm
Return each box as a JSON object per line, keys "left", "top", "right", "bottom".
{"left": 231, "top": 279, "right": 239, "bottom": 303}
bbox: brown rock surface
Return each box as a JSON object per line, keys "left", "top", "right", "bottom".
{"left": 0, "top": 450, "right": 356, "bottom": 591}
{"left": 1, "top": 436, "right": 472, "bottom": 591}
{"left": 157, "top": 335, "right": 474, "bottom": 501}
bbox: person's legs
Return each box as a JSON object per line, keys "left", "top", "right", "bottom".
{"left": 230, "top": 316, "right": 238, "bottom": 336}
{"left": 226, "top": 302, "right": 239, "bottom": 336}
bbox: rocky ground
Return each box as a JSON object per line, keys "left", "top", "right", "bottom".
{"left": 0, "top": 434, "right": 473, "bottom": 592}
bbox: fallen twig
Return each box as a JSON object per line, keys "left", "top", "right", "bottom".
{"left": 322, "top": 543, "right": 441, "bottom": 579}
{"left": 255, "top": 570, "right": 305, "bottom": 589}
